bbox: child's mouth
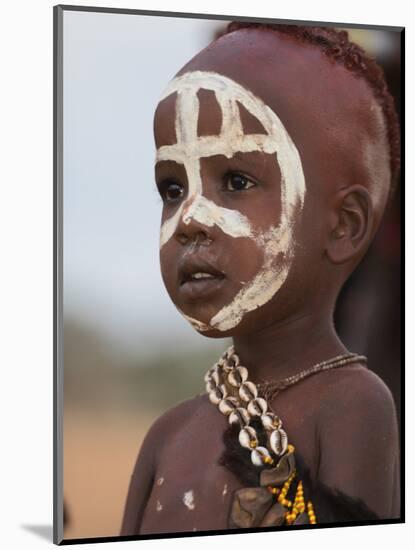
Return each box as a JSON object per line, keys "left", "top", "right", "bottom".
{"left": 178, "top": 257, "right": 226, "bottom": 299}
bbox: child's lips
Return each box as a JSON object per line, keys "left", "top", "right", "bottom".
{"left": 180, "top": 275, "right": 226, "bottom": 300}
{"left": 178, "top": 256, "right": 226, "bottom": 299}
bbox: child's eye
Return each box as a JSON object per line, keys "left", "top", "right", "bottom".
{"left": 225, "top": 172, "right": 256, "bottom": 192}
{"left": 158, "top": 180, "right": 185, "bottom": 203}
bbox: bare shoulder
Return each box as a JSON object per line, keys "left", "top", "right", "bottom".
{"left": 129, "top": 393, "right": 208, "bottom": 477}
{"left": 315, "top": 363, "right": 400, "bottom": 518}
{"left": 120, "top": 395, "right": 208, "bottom": 535}
{"left": 317, "top": 363, "right": 398, "bottom": 426}
{"left": 144, "top": 392, "right": 209, "bottom": 446}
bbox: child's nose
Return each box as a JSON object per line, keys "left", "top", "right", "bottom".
{"left": 175, "top": 195, "right": 214, "bottom": 246}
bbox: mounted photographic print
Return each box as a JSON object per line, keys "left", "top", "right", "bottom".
{"left": 53, "top": 4, "right": 404, "bottom": 545}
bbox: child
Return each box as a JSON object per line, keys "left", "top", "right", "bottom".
{"left": 120, "top": 22, "right": 400, "bottom": 535}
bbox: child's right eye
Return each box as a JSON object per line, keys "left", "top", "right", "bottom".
{"left": 158, "top": 180, "right": 185, "bottom": 203}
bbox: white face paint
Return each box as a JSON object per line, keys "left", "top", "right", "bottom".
{"left": 156, "top": 70, "right": 306, "bottom": 332}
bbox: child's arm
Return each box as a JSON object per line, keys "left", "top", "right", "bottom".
{"left": 317, "top": 368, "right": 400, "bottom": 519}
{"left": 119, "top": 414, "right": 163, "bottom": 536}
{"left": 120, "top": 396, "right": 201, "bottom": 535}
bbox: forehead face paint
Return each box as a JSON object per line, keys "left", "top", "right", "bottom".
{"left": 156, "top": 70, "right": 306, "bottom": 332}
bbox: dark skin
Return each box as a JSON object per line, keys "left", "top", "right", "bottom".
{"left": 120, "top": 29, "right": 400, "bottom": 535}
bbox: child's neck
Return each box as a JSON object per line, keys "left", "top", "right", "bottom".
{"left": 232, "top": 307, "right": 347, "bottom": 384}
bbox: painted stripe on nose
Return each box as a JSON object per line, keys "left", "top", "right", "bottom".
{"left": 181, "top": 195, "right": 253, "bottom": 239}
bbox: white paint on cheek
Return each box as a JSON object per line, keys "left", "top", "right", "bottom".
{"left": 222, "top": 484, "right": 228, "bottom": 497}
{"left": 179, "top": 310, "right": 210, "bottom": 332}
{"left": 156, "top": 477, "right": 164, "bottom": 486}
{"left": 209, "top": 224, "right": 293, "bottom": 331}
{"left": 156, "top": 500, "right": 163, "bottom": 512}
{"left": 183, "top": 490, "right": 195, "bottom": 510}
{"left": 160, "top": 205, "right": 183, "bottom": 248}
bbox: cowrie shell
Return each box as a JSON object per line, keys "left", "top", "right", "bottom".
{"left": 208, "top": 384, "right": 227, "bottom": 405}
{"left": 228, "top": 407, "right": 250, "bottom": 426}
{"left": 238, "top": 426, "right": 258, "bottom": 449}
{"left": 269, "top": 428, "right": 288, "bottom": 456}
{"left": 204, "top": 369, "right": 214, "bottom": 384}
{"left": 228, "top": 353, "right": 240, "bottom": 367}
{"left": 251, "top": 446, "right": 271, "bottom": 467}
{"left": 247, "top": 397, "right": 268, "bottom": 416}
{"left": 261, "top": 413, "right": 282, "bottom": 431}
{"left": 227, "top": 366, "right": 248, "bottom": 387}
{"left": 218, "top": 397, "right": 238, "bottom": 415}
{"left": 239, "top": 381, "right": 258, "bottom": 402}
{"left": 211, "top": 369, "right": 221, "bottom": 386}
{"left": 204, "top": 365, "right": 220, "bottom": 384}
{"left": 206, "top": 379, "right": 216, "bottom": 392}
{"left": 226, "top": 345, "right": 235, "bottom": 357}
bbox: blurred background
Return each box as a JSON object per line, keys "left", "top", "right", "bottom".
{"left": 61, "top": 10, "right": 402, "bottom": 540}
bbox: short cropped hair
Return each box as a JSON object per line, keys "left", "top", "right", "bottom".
{"left": 221, "top": 22, "right": 401, "bottom": 203}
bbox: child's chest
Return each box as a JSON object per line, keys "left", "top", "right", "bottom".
{"left": 139, "top": 391, "right": 320, "bottom": 535}
{"left": 139, "top": 404, "right": 245, "bottom": 534}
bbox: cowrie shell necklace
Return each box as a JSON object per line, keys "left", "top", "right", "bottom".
{"left": 204, "top": 345, "right": 367, "bottom": 468}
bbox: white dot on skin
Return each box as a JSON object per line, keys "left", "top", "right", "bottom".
{"left": 156, "top": 477, "right": 164, "bottom": 486}
{"left": 156, "top": 500, "right": 163, "bottom": 512}
{"left": 183, "top": 490, "right": 195, "bottom": 510}
{"left": 222, "top": 484, "right": 228, "bottom": 497}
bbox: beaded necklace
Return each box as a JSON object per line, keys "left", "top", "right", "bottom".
{"left": 204, "top": 345, "right": 367, "bottom": 527}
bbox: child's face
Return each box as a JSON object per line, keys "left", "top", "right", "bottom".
{"left": 154, "top": 70, "right": 305, "bottom": 336}
{"left": 153, "top": 29, "right": 388, "bottom": 337}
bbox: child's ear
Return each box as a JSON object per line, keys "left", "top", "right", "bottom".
{"left": 325, "top": 185, "right": 374, "bottom": 264}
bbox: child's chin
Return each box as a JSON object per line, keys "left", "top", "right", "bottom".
{"left": 181, "top": 314, "right": 234, "bottom": 338}
{"left": 195, "top": 326, "right": 232, "bottom": 339}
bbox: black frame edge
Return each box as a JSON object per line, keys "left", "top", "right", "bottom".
{"left": 55, "top": 4, "right": 404, "bottom": 32}
{"left": 53, "top": 4, "right": 64, "bottom": 546}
